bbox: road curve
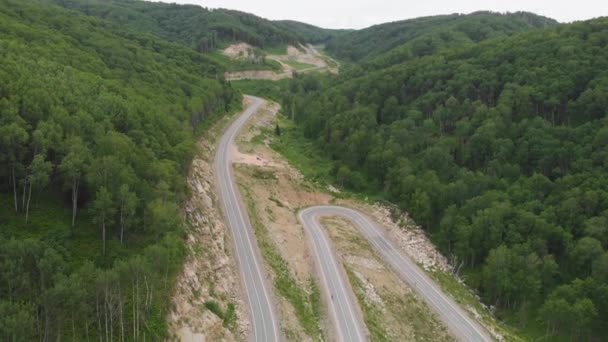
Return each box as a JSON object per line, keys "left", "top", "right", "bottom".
{"left": 299, "top": 206, "right": 492, "bottom": 342}
{"left": 214, "top": 96, "right": 280, "bottom": 342}
{"left": 299, "top": 208, "right": 368, "bottom": 342}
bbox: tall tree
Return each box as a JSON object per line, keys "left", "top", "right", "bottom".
{"left": 117, "top": 184, "right": 138, "bottom": 244}
{"left": 0, "top": 122, "right": 28, "bottom": 213}
{"left": 93, "top": 186, "right": 115, "bottom": 255}
{"left": 59, "top": 137, "right": 89, "bottom": 227}
{"left": 24, "top": 154, "right": 52, "bottom": 224}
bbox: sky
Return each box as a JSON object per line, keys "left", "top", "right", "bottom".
{"left": 156, "top": 0, "right": 608, "bottom": 29}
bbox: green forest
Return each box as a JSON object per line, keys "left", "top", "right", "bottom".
{"left": 283, "top": 16, "right": 608, "bottom": 339}
{"left": 2, "top": 0, "right": 608, "bottom": 340}
{"left": 45, "top": 0, "right": 342, "bottom": 52}
{"left": 0, "top": 0, "right": 237, "bottom": 340}
{"left": 325, "top": 11, "right": 556, "bottom": 63}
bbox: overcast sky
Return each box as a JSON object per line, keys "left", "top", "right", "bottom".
{"left": 156, "top": 0, "right": 607, "bottom": 29}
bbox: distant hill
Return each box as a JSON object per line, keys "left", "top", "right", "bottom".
{"left": 273, "top": 20, "right": 351, "bottom": 44}
{"left": 325, "top": 11, "right": 557, "bottom": 63}
{"left": 46, "top": 0, "right": 339, "bottom": 52}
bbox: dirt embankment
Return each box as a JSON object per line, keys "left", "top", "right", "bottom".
{"left": 167, "top": 112, "right": 249, "bottom": 341}
{"left": 222, "top": 42, "right": 255, "bottom": 60}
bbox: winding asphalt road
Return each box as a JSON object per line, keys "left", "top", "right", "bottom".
{"left": 299, "top": 206, "right": 492, "bottom": 342}
{"left": 216, "top": 96, "right": 491, "bottom": 342}
{"left": 214, "top": 95, "right": 280, "bottom": 342}
{"left": 299, "top": 208, "right": 368, "bottom": 342}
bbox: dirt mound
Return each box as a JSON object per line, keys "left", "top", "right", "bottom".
{"left": 222, "top": 42, "right": 254, "bottom": 59}
{"left": 285, "top": 44, "right": 327, "bottom": 68}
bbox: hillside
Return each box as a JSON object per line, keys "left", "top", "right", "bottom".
{"left": 3, "top": 0, "right": 607, "bottom": 339}
{"left": 46, "top": 0, "right": 338, "bottom": 52}
{"left": 0, "top": 0, "right": 236, "bottom": 339}
{"left": 273, "top": 20, "right": 351, "bottom": 44}
{"left": 325, "top": 11, "right": 557, "bottom": 63}
{"left": 283, "top": 17, "right": 608, "bottom": 339}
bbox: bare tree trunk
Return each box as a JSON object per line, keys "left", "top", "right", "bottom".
{"left": 136, "top": 277, "right": 140, "bottom": 341}
{"left": 120, "top": 205, "right": 124, "bottom": 244}
{"left": 109, "top": 289, "right": 113, "bottom": 342}
{"left": 42, "top": 305, "right": 49, "bottom": 342}
{"left": 118, "top": 284, "right": 125, "bottom": 342}
{"left": 96, "top": 295, "right": 102, "bottom": 342}
{"left": 72, "top": 179, "right": 79, "bottom": 227}
{"left": 104, "top": 287, "right": 108, "bottom": 342}
{"left": 25, "top": 181, "right": 32, "bottom": 223}
{"left": 144, "top": 277, "right": 149, "bottom": 315}
{"left": 85, "top": 318, "right": 90, "bottom": 342}
{"left": 132, "top": 282, "right": 136, "bottom": 342}
{"left": 102, "top": 217, "right": 106, "bottom": 255}
{"left": 11, "top": 164, "right": 18, "bottom": 213}
{"left": 22, "top": 178, "right": 27, "bottom": 210}
{"left": 72, "top": 313, "right": 76, "bottom": 341}
{"left": 36, "top": 307, "right": 41, "bottom": 342}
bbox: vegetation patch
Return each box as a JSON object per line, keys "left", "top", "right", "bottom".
{"left": 430, "top": 270, "right": 523, "bottom": 341}
{"left": 204, "top": 300, "right": 238, "bottom": 330}
{"left": 231, "top": 79, "right": 290, "bottom": 102}
{"left": 284, "top": 60, "right": 317, "bottom": 71}
{"left": 240, "top": 182, "right": 324, "bottom": 339}
{"left": 271, "top": 116, "right": 334, "bottom": 184}
{"left": 345, "top": 267, "right": 390, "bottom": 342}
{"left": 263, "top": 44, "right": 288, "bottom": 55}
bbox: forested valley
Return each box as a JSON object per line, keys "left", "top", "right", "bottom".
{"left": 2, "top": 0, "right": 608, "bottom": 340}
{"left": 0, "top": 0, "right": 239, "bottom": 339}
{"left": 282, "top": 16, "right": 608, "bottom": 339}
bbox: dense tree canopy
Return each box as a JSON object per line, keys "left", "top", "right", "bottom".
{"left": 273, "top": 20, "right": 350, "bottom": 44}
{"left": 325, "top": 11, "right": 556, "bottom": 64}
{"left": 46, "top": 0, "right": 339, "bottom": 52}
{"left": 0, "top": 0, "right": 237, "bottom": 339}
{"left": 284, "top": 17, "right": 608, "bottom": 338}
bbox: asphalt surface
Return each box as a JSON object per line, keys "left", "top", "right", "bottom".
{"left": 299, "top": 206, "right": 492, "bottom": 342}
{"left": 214, "top": 96, "right": 280, "bottom": 342}
{"left": 299, "top": 208, "right": 368, "bottom": 342}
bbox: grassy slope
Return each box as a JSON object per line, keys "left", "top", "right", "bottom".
{"left": 273, "top": 20, "right": 350, "bottom": 44}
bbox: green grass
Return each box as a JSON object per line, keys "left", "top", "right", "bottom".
{"left": 270, "top": 115, "right": 390, "bottom": 204}
{"left": 239, "top": 180, "right": 323, "bottom": 339}
{"left": 271, "top": 116, "right": 334, "bottom": 184}
{"left": 284, "top": 60, "right": 317, "bottom": 71}
{"left": 263, "top": 44, "right": 288, "bottom": 55}
{"left": 430, "top": 270, "right": 524, "bottom": 341}
{"left": 231, "top": 79, "right": 290, "bottom": 102}
{"left": 346, "top": 267, "right": 390, "bottom": 341}
{"left": 0, "top": 191, "right": 148, "bottom": 268}
{"left": 204, "top": 300, "right": 238, "bottom": 330}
